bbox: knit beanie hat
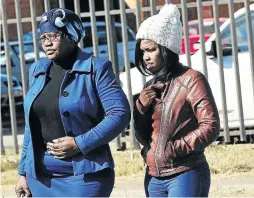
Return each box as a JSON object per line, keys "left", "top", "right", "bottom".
{"left": 136, "top": 4, "right": 182, "bottom": 55}
{"left": 39, "top": 8, "right": 85, "bottom": 43}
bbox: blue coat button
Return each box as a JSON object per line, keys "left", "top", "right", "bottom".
{"left": 62, "top": 91, "right": 69, "bottom": 97}
{"left": 63, "top": 111, "right": 70, "bottom": 117}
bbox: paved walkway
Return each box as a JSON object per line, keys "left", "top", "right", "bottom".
{"left": 2, "top": 174, "right": 254, "bottom": 197}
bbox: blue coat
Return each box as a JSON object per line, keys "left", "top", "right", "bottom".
{"left": 18, "top": 49, "right": 131, "bottom": 179}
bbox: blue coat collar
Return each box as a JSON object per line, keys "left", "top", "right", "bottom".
{"left": 33, "top": 48, "right": 92, "bottom": 77}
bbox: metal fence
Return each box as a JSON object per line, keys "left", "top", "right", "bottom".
{"left": 1, "top": 0, "right": 254, "bottom": 154}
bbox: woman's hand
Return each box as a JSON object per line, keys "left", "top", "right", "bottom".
{"left": 47, "top": 136, "right": 80, "bottom": 159}
{"left": 139, "top": 85, "right": 157, "bottom": 107}
{"left": 15, "top": 175, "right": 31, "bottom": 198}
{"left": 139, "top": 82, "right": 165, "bottom": 107}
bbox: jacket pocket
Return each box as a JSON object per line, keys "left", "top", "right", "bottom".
{"left": 164, "top": 141, "right": 178, "bottom": 162}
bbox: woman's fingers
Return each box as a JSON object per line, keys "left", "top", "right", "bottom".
{"left": 145, "top": 92, "right": 156, "bottom": 98}
{"left": 152, "top": 83, "right": 166, "bottom": 90}
{"left": 23, "top": 188, "right": 32, "bottom": 197}
{"left": 47, "top": 142, "right": 63, "bottom": 150}
{"left": 48, "top": 150, "right": 65, "bottom": 156}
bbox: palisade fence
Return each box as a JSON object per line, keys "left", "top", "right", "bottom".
{"left": 0, "top": 0, "right": 254, "bottom": 154}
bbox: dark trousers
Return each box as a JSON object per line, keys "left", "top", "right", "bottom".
{"left": 144, "top": 162, "right": 211, "bottom": 197}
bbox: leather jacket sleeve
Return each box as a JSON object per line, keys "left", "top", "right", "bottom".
{"left": 168, "top": 73, "right": 220, "bottom": 158}
{"left": 133, "top": 79, "right": 156, "bottom": 146}
{"left": 133, "top": 99, "right": 153, "bottom": 145}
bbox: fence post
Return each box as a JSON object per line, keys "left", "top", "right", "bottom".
{"left": 104, "top": 0, "right": 123, "bottom": 150}
{"left": 120, "top": 0, "right": 140, "bottom": 150}
{"left": 89, "top": 0, "right": 99, "bottom": 56}
{"left": 196, "top": 0, "right": 208, "bottom": 79}
{"left": 0, "top": 0, "right": 19, "bottom": 154}
{"left": 1, "top": 118, "right": 5, "bottom": 155}
{"left": 29, "top": 0, "right": 40, "bottom": 61}
{"left": 15, "top": 0, "right": 28, "bottom": 96}
{"left": 44, "top": 0, "right": 50, "bottom": 12}
{"left": 244, "top": 0, "right": 254, "bottom": 102}
{"left": 74, "top": 0, "right": 83, "bottom": 49}
{"left": 59, "top": 0, "right": 65, "bottom": 8}
{"left": 135, "top": 0, "right": 146, "bottom": 87}
{"left": 212, "top": 0, "right": 230, "bottom": 143}
{"left": 228, "top": 0, "right": 246, "bottom": 142}
{"left": 181, "top": 0, "right": 191, "bottom": 68}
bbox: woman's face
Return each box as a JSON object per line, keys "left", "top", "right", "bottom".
{"left": 140, "top": 39, "right": 161, "bottom": 73}
{"left": 40, "top": 32, "right": 76, "bottom": 61}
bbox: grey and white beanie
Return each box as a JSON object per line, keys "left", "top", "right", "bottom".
{"left": 136, "top": 4, "right": 182, "bottom": 55}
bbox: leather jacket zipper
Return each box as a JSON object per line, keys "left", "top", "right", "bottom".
{"left": 154, "top": 79, "right": 174, "bottom": 176}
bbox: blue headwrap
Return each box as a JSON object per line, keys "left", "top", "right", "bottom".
{"left": 39, "top": 8, "right": 85, "bottom": 43}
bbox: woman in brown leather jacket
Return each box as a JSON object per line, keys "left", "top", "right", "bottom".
{"left": 133, "top": 3, "right": 220, "bottom": 197}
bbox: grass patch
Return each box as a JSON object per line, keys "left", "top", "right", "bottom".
{"left": 1, "top": 144, "right": 254, "bottom": 185}
{"left": 114, "top": 151, "right": 145, "bottom": 176}
{"left": 205, "top": 144, "right": 254, "bottom": 175}
{"left": 1, "top": 150, "right": 19, "bottom": 173}
{"left": 1, "top": 170, "right": 18, "bottom": 185}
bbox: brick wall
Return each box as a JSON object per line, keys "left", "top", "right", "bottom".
{"left": 3, "top": 0, "right": 245, "bottom": 41}
{"left": 156, "top": 0, "right": 244, "bottom": 20}
{"left": 3, "top": 0, "right": 44, "bottom": 41}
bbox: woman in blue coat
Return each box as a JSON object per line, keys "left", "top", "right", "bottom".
{"left": 15, "top": 8, "right": 130, "bottom": 197}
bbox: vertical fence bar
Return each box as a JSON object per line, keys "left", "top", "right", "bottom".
{"left": 1, "top": 117, "right": 5, "bottom": 155}
{"left": 0, "top": 0, "right": 19, "bottom": 154}
{"left": 181, "top": 0, "right": 191, "bottom": 68}
{"left": 104, "top": 0, "right": 122, "bottom": 150}
{"left": 110, "top": 0, "right": 122, "bottom": 150}
{"left": 44, "top": 0, "right": 50, "bottom": 12}
{"left": 74, "top": 0, "right": 83, "bottom": 49}
{"left": 15, "top": 0, "right": 28, "bottom": 96}
{"left": 103, "top": 0, "right": 113, "bottom": 62}
{"left": 59, "top": 0, "right": 65, "bottom": 8}
{"left": 150, "top": 0, "right": 157, "bottom": 15}
{"left": 244, "top": 0, "right": 254, "bottom": 101}
{"left": 228, "top": 0, "right": 246, "bottom": 141}
{"left": 212, "top": 0, "right": 230, "bottom": 143}
{"left": 103, "top": 0, "right": 120, "bottom": 75}
{"left": 30, "top": 0, "right": 39, "bottom": 61}
{"left": 135, "top": 0, "right": 142, "bottom": 27}
{"left": 89, "top": 0, "right": 99, "bottom": 56}
{"left": 108, "top": 0, "right": 120, "bottom": 78}
{"left": 120, "top": 0, "right": 140, "bottom": 149}
{"left": 196, "top": 0, "right": 208, "bottom": 79}
{"left": 135, "top": 0, "right": 146, "bottom": 87}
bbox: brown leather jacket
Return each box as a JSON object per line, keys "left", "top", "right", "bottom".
{"left": 134, "top": 66, "right": 220, "bottom": 177}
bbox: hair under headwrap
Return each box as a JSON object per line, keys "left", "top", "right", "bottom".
{"left": 39, "top": 8, "right": 85, "bottom": 43}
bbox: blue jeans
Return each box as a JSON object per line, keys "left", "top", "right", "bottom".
{"left": 144, "top": 162, "right": 211, "bottom": 197}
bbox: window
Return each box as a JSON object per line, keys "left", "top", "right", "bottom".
{"left": 221, "top": 12, "right": 254, "bottom": 47}
{"left": 115, "top": 27, "right": 135, "bottom": 42}
{"left": 83, "top": 26, "right": 108, "bottom": 47}
{"left": 185, "top": 20, "right": 225, "bottom": 36}
{"left": 12, "top": 43, "right": 40, "bottom": 64}
{"left": 0, "top": 46, "right": 15, "bottom": 67}
{"left": 83, "top": 24, "right": 135, "bottom": 48}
